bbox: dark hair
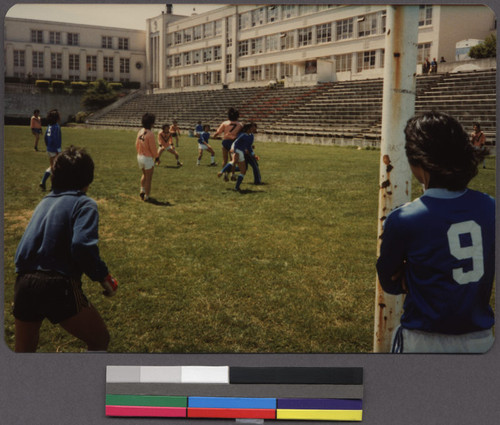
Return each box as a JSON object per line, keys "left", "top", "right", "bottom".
{"left": 51, "top": 146, "right": 94, "bottom": 190}
{"left": 473, "top": 122, "right": 481, "bottom": 131}
{"left": 241, "top": 122, "right": 257, "bottom": 134}
{"left": 33, "top": 109, "right": 40, "bottom": 114}
{"left": 228, "top": 107, "right": 239, "bottom": 121}
{"left": 46, "top": 109, "right": 60, "bottom": 125}
{"left": 404, "top": 111, "right": 485, "bottom": 191}
{"left": 203, "top": 124, "right": 210, "bottom": 131}
{"left": 162, "top": 124, "right": 170, "bottom": 131}
{"left": 142, "top": 113, "right": 156, "bottom": 129}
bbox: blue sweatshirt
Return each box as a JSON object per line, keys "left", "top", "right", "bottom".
{"left": 233, "top": 133, "right": 255, "bottom": 155}
{"left": 15, "top": 190, "right": 109, "bottom": 282}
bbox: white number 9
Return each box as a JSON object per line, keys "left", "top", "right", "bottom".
{"left": 447, "top": 220, "right": 484, "bottom": 285}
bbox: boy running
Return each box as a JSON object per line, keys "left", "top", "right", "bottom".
{"left": 156, "top": 124, "right": 182, "bottom": 167}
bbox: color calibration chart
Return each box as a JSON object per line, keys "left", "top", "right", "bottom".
{"left": 106, "top": 366, "right": 363, "bottom": 421}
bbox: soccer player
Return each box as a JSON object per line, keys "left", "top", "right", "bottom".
{"left": 218, "top": 122, "right": 258, "bottom": 191}
{"left": 376, "top": 111, "right": 495, "bottom": 353}
{"left": 30, "top": 109, "right": 42, "bottom": 151}
{"left": 197, "top": 124, "right": 217, "bottom": 166}
{"left": 13, "top": 146, "right": 118, "bottom": 352}
{"left": 39, "top": 109, "right": 62, "bottom": 191}
{"left": 136, "top": 113, "right": 157, "bottom": 201}
{"left": 156, "top": 124, "right": 182, "bottom": 167}
{"left": 169, "top": 119, "right": 181, "bottom": 147}
{"left": 213, "top": 107, "right": 242, "bottom": 181}
{"left": 195, "top": 121, "right": 203, "bottom": 137}
{"left": 470, "top": 122, "right": 486, "bottom": 168}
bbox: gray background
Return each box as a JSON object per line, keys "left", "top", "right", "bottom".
{"left": 1, "top": 1, "right": 499, "bottom": 424}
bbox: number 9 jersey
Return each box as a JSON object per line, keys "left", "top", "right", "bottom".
{"left": 376, "top": 188, "right": 495, "bottom": 334}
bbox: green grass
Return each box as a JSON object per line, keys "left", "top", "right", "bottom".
{"left": 3, "top": 125, "right": 496, "bottom": 353}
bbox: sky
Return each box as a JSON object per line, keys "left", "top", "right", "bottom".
{"left": 5, "top": 3, "right": 222, "bottom": 30}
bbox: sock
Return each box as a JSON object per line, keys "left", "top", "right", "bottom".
{"left": 221, "top": 162, "right": 233, "bottom": 173}
{"left": 211, "top": 155, "right": 215, "bottom": 164}
{"left": 235, "top": 174, "right": 244, "bottom": 190}
{"left": 41, "top": 170, "right": 51, "bottom": 185}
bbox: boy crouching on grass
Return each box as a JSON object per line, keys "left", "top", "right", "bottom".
{"left": 13, "top": 146, "right": 118, "bottom": 352}
{"left": 376, "top": 111, "right": 495, "bottom": 353}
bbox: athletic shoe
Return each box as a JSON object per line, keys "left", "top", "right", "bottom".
{"left": 177, "top": 162, "right": 183, "bottom": 167}
{"left": 209, "top": 162, "right": 217, "bottom": 166}
{"left": 140, "top": 192, "right": 145, "bottom": 200}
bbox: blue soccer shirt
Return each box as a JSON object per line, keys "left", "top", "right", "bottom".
{"left": 376, "top": 188, "right": 495, "bottom": 334}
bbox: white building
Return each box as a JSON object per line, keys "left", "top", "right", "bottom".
{"left": 146, "top": 4, "right": 495, "bottom": 92}
{"left": 4, "top": 17, "right": 147, "bottom": 86}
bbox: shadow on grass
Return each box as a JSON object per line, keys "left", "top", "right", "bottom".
{"left": 145, "top": 197, "right": 173, "bottom": 206}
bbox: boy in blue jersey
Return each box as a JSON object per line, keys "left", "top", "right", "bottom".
{"left": 197, "top": 125, "right": 217, "bottom": 166}
{"left": 218, "top": 123, "right": 259, "bottom": 191}
{"left": 40, "top": 109, "right": 62, "bottom": 190}
{"left": 376, "top": 111, "right": 494, "bottom": 353}
{"left": 14, "top": 146, "right": 118, "bottom": 352}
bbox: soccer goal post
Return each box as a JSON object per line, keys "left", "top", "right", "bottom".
{"left": 373, "top": 6, "right": 419, "bottom": 353}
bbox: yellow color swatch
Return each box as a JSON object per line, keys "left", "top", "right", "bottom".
{"left": 276, "top": 409, "right": 362, "bottom": 421}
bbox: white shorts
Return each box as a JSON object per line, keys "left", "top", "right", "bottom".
{"left": 137, "top": 154, "right": 155, "bottom": 170}
{"left": 392, "top": 326, "right": 494, "bottom": 353}
{"left": 198, "top": 143, "right": 209, "bottom": 150}
{"left": 234, "top": 148, "right": 245, "bottom": 161}
{"left": 47, "top": 150, "right": 59, "bottom": 158}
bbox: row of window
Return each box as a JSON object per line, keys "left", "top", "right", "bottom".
{"left": 166, "top": 70, "right": 222, "bottom": 88}
{"left": 30, "top": 29, "right": 130, "bottom": 50}
{"left": 13, "top": 49, "right": 131, "bottom": 73}
{"left": 167, "top": 5, "right": 432, "bottom": 49}
{"left": 167, "top": 45, "right": 222, "bottom": 68}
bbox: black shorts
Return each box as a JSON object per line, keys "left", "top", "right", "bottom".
{"left": 13, "top": 271, "right": 89, "bottom": 324}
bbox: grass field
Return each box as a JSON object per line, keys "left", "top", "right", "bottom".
{"left": 3, "top": 125, "right": 496, "bottom": 353}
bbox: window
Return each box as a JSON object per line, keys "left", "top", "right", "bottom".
{"left": 238, "top": 67, "right": 248, "bottom": 82}
{"left": 174, "top": 54, "right": 181, "bottom": 67}
{"left": 266, "top": 34, "right": 280, "bottom": 52}
{"left": 167, "top": 56, "right": 173, "bottom": 68}
{"left": 215, "top": 20, "right": 222, "bottom": 36}
{"left": 282, "top": 5, "right": 297, "bottom": 19}
{"left": 103, "top": 57, "right": 114, "bottom": 73}
{"left": 31, "top": 30, "right": 43, "bottom": 43}
{"left": 193, "top": 50, "right": 201, "bottom": 64}
{"left": 14, "top": 50, "right": 25, "bottom": 67}
{"left": 86, "top": 55, "right": 97, "bottom": 72}
{"left": 214, "top": 46, "right": 222, "bottom": 61}
{"left": 193, "top": 73, "right": 201, "bottom": 86}
{"left": 264, "top": 63, "right": 278, "bottom": 80}
{"left": 174, "top": 32, "right": 182, "bottom": 45}
{"left": 317, "top": 23, "right": 332, "bottom": 43}
{"left": 67, "top": 33, "right": 79, "bottom": 46}
{"left": 118, "top": 38, "right": 129, "bottom": 50}
{"left": 203, "top": 22, "right": 213, "bottom": 38}
{"left": 280, "top": 32, "right": 294, "bottom": 50}
{"left": 166, "top": 33, "right": 173, "bottom": 47}
{"left": 32, "top": 52, "right": 44, "bottom": 68}
{"left": 239, "top": 12, "right": 251, "bottom": 30}
{"left": 51, "top": 53, "right": 62, "bottom": 70}
{"left": 417, "top": 42, "right": 432, "bottom": 63}
{"left": 184, "top": 51, "right": 191, "bottom": 65}
{"left": 251, "top": 7, "right": 265, "bottom": 27}
{"left": 251, "top": 38, "right": 263, "bottom": 55}
{"left": 120, "top": 58, "right": 130, "bottom": 73}
{"left": 358, "top": 13, "right": 379, "bottom": 37}
{"left": 267, "top": 5, "right": 278, "bottom": 22}
{"left": 357, "top": 50, "right": 377, "bottom": 72}
{"left": 49, "top": 31, "right": 61, "bottom": 44}
{"left": 183, "top": 75, "right": 191, "bottom": 87}
{"left": 69, "top": 54, "right": 80, "bottom": 71}
{"left": 280, "top": 62, "right": 293, "bottom": 79}
{"left": 204, "top": 72, "right": 212, "bottom": 84}
{"left": 183, "top": 28, "right": 192, "bottom": 43}
{"left": 335, "top": 53, "right": 352, "bottom": 72}
{"left": 226, "top": 17, "right": 233, "bottom": 47}
{"left": 238, "top": 40, "right": 249, "bottom": 57}
{"left": 102, "top": 36, "right": 113, "bottom": 49}
{"left": 298, "top": 27, "right": 313, "bottom": 47}
{"left": 305, "top": 60, "right": 317, "bottom": 74}
{"left": 203, "top": 48, "right": 212, "bottom": 63}
{"left": 336, "top": 18, "right": 353, "bottom": 40}
{"left": 214, "top": 71, "right": 221, "bottom": 84}
{"left": 419, "top": 5, "right": 433, "bottom": 26}
{"left": 174, "top": 76, "right": 182, "bottom": 88}
{"left": 250, "top": 65, "right": 262, "bottom": 81}
{"left": 226, "top": 54, "right": 232, "bottom": 73}
{"left": 193, "top": 25, "right": 202, "bottom": 40}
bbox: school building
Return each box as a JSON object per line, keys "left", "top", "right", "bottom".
{"left": 147, "top": 4, "right": 496, "bottom": 92}
{"left": 3, "top": 4, "right": 495, "bottom": 91}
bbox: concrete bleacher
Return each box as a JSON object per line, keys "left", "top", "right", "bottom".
{"left": 86, "top": 68, "right": 496, "bottom": 146}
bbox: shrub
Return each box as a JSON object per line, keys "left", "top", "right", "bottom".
{"left": 75, "top": 111, "right": 90, "bottom": 123}
{"left": 70, "top": 81, "right": 89, "bottom": 93}
{"left": 468, "top": 34, "right": 496, "bottom": 59}
{"left": 35, "top": 80, "right": 50, "bottom": 89}
{"left": 81, "top": 79, "right": 119, "bottom": 111}
{"left": 51, "top": 80, "right": 66, "bottom": 92}
{"left": 109, "top": 82, "right": 123, "bottom": 91}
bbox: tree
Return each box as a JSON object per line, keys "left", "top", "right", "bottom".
{"left": 468, "top": 34, "right": 496, "bottom": 59}
{"left": 81, "top": 79, "right": 120, "bottom": 111}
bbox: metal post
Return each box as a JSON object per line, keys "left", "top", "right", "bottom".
{"left": 373, "top": 6, "right": 419, "bottom": 353}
